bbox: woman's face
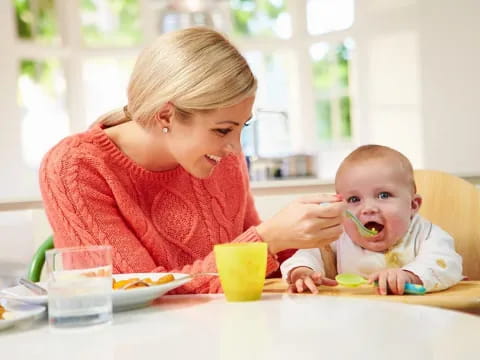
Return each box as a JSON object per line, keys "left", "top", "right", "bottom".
{"left": 166, "top": 96, "right": 254, "bottom": 179}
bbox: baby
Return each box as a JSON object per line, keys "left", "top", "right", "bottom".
{"left": 281, "top": 145, "right": 463, "bottom": 295}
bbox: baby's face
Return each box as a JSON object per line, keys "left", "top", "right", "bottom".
{"left": 336, "top": 158, "right": 421, "bottom": 252}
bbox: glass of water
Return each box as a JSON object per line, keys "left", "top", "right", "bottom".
{"left": 45, "top": 245, "right": 112, "bottom": 329}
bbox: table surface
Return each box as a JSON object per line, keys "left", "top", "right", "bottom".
{"left": 1, "top": 281, "right": 480, "bottom": 359}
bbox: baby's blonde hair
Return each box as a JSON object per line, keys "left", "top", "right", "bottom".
{"left": 96, "top": 27, "right": 257, "bottom": 128}
{"left": 336, "top": 145, "right": 417, "bottom": 193}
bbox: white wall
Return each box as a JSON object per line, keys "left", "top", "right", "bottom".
{"left": 419, "top": 0, "right": 480, "bottom": 175}
{"left": 354, "top": 0, "right": 480, "bottom": 174}
{"left": 353, "top": 0, "right": 422, "bottom": 167}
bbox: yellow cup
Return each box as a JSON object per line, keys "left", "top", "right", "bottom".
{"left": 214, "top": 242, "right": 268, "bottom": 302}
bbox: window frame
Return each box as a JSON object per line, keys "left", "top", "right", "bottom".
{"left": 0, "top": 0, "right": 356, "bottom": 181}
{"left": 233, "top": 0, "right": 357, "bottom": 153}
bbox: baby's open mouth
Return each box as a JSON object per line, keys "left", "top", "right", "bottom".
{"left": 363, "top": 221, "right": 384, "bottom": 234}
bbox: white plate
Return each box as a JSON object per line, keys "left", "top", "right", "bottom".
{"left": 112, "top": 273, "right": 193, "bottom": 311}
{"left": 0, "top": 300, "right": 46, "bottom": 331}
{"left": 1, "top": 273, "right": 192, "bottom": 312}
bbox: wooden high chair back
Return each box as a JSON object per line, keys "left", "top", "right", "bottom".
{"left": 414, "top": 170, "right": 480, "bottom": 280}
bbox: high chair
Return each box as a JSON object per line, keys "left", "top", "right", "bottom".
{"left": 414, "top": 169, "right": 480, "bottom": 280}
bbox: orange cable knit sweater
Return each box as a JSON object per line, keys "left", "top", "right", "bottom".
{"left": 39, "top": 125, "right": 279, "bottom": 294}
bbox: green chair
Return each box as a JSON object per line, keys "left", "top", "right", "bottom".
{"left": 27, "top": 235, "right": 54, "bottom": 282}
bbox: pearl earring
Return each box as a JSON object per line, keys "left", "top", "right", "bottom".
{"left": 162, "top": 127, "right": 169, "bottom": 133}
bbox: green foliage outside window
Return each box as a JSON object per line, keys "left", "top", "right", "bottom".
{"left": 312, "top": 59, "right": 336, "bottom": 92}
{"left": 18, "top": 59, "right": 60, "bottom": 103}
{"left": 14, "top": 0, "right": 59, "bottom": 43}
{"left": 315, "top": 100, "right": 332, "bottom": 140}
{"left": 312, "top": 41, "right": 353, "bottom": 141}
{"left": 340, "top": 96, "right": 351, "bottom": 137}
{"left": 312, "top": 43, "right": 350, "bottom": 93}
{"left": 14, "top": 1, "right": 60, "bottom": 90}
{"left": 337, "top": 43, "right": 350, "bottom": 88}
{"left": 81, "top": 0, "right": 142, "bottom": 47}
{"left": 230, "top": 0, "right": 287, "bottom": 37}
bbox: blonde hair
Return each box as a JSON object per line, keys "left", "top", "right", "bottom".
{"left": 96, "top": 27, "right": 257, "bottom": 128}
{"left": 336, "top": 144, "right": 417, "bottom": 193}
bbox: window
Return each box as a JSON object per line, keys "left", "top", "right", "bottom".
{"left": 0, "top": 0, "right": 357, "bottom": 202}
{"left": 14, "top": 0, "right": 61, "bottom": 44}
{"left": 231, "top": 0, "right": 356, "bottom": 173}
{"left": 81, "top": 0, "right": 142, "bottom": 47}
{"left": 311, "top": 39, "right": 355, "bottom": 141}
{"left": 83, "top": 57, "right": 135, "bottom": 127}
{"left": 230, "top": 0, "right": 291, "bottom": 39}
{"left": 18, "top": 58, "right": 69, "bottom": 167}
{"left": 13, "top": 0, "right": 69, "bottom": 175}
{"left": 242, "top": 51, "right": 293, "bottom": 158}
{"left": 2, "top": 0, "right": 141, "bottom": 201}
{"left": 306, "top": 0, "right": 354, "bottom": 35}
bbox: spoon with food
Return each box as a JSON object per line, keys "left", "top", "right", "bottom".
{"left": 345, "top": 210, "right": 379, "bottom": 237}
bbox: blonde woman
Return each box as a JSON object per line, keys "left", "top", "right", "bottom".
{"left": 40, "top": 27, "right": 345, "bottom": 294}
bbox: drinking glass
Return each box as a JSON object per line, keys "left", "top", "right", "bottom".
{"left": 45, "top": 245, "right": 112, "bottom": 329}
{"left": 214, "top": 242, "right": 267, "bottom": 302}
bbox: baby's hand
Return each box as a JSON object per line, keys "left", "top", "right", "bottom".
{"left": 368, "top": 269, "right": 422, "bottom": 295}
{"left": 288, "top": 266, "right": 337, "bottom": 294}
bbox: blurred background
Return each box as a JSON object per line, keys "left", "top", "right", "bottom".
{"left": 1, "top": 0, "right": 479, "bottom": 286}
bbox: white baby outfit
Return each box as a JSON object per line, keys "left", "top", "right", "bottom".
{"left": 281, "top": 215, "right": 463, "bottom": 292}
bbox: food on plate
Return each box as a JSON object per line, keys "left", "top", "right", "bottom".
{"left": 0, "top": 305, "right": 5, "bottom": 320}
{"left": 112, "top": 274, "right": 175, "bottom": 290}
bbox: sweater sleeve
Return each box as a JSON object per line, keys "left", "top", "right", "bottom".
{"left": 239, "top": 154, "right": 261, "bottom": 229}
{"left": 162, "top": 226, "right": 279, "bottom": 294}
{"left": 40, "top": 148, "right": 277, "bottom": 294}
{"left": 402, "top": 225, "right": 463, "bottom": 292}
{"left": 279, "top": 248, "right": 325, "bottom": 283}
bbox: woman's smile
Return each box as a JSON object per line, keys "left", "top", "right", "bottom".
{"left": 205, "top": 154, "right": 222, "bottom": 166}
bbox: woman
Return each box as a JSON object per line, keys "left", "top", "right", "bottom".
{"left": 40, "top": 27, "right": 345, "bottom": 293}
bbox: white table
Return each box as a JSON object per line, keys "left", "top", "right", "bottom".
{"left": 1, "top": 293, "right": 479, "bottom": 359}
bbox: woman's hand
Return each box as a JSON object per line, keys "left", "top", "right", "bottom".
{"left": 256, "top": 194, "right": 345, "bottom": 255}
{"left": 288, "top": 266, "right": 337, "bottom": 294}
{"left": 368, "top": 269, "right": 423, "bottom": 295}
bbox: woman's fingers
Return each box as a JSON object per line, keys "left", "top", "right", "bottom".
{"left": 301, "top": 223, "right": 343, "bottom": 248}
{"left": 304, "top": 201, "right": 346, "bottom": 219}
{"left": 259, "top": 194, "right": 346, "bottom": 253}
{"left": 309, "top": 220, "right": 343, "bottom": 236}
{"left": 299, "top": 193, "right": 342, "bottom": 205}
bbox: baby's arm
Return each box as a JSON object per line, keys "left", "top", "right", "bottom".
{"left": 280, "top": 247, "right": 337, "bottom": 293}
{"left": 280, "top": 248, "right": 326, "bottom": 282}
{"left": 402, "top": 225, "right": 463, "bottom": 292}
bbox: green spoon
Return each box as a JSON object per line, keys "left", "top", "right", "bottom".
{"left": 320, "top": 203, "right": 378, "bottom": 237}
{"left": 345, "top": 210, "right": 379, "bottom": 237}
{"left": 335, "top": 273, "right": 426, "bottom": 295}
{"left": 335, "top": 273, "right": 369, "bottom": 287}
